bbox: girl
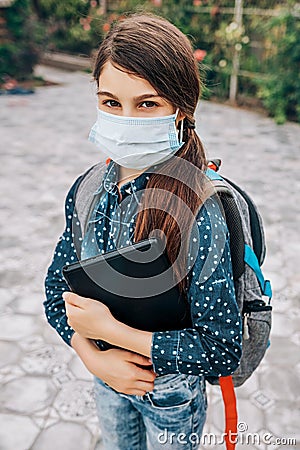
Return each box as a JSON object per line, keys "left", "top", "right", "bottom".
{"left": 44, "top": 13, "right": 242, "bottom": 450}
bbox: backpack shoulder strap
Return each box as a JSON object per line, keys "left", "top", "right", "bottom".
{"left": 223, "top": 177, "right": 266, "bottom": 265}
{"left": 206, "top": 166, "right": 267, "bottom": 280}
{"left": 206, "top": 169, "right": 245, "bottom": 281}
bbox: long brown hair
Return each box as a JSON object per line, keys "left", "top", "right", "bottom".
{"left": 93, "top": 13, "right": 208, "bottom": 296}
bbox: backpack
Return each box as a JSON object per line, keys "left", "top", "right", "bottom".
{"left": 205, "top": 159, "right": 272, "bottom": 450}
{"left": 72, "top": 158, "right": 272, "bottom": 450}
{"left": 205, "top": 159, "right": 272, "bottom": 386}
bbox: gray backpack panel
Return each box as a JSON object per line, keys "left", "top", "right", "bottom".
{"left": 208, "top": 176, "right": 272, "bottom": 387}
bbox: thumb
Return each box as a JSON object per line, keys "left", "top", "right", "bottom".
{"left": 62, "top": 291, "right": 73, "bottom": 302}
{"left": 63, "top": 291, "right": 84, "bottom": 307}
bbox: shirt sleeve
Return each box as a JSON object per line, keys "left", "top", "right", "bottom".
{"left": 43, "top": 175, "right": 83, "bottom": 346}
{"left": 151, "top": 196, "right": 242, "bottom": 378}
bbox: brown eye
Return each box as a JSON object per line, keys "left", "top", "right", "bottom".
{"left": 103, "top": 100, "right": 121, "bottom": 107}
{"left": 140, "top": 101, "right": 158, "bottom": 108}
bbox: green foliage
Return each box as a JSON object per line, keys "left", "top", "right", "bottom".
{"left": 32, "top": 0, "right": 94, "bottom": 54}
{"left": 36, "top": 0, "right": 89, "bottom": 21}
{"left": 254, "top": 12, "right": 300, "bottom": 123}
{"left": 0, "top": 0, "right": 42, "bottom": 80}
{"left": 7, "top": 0, "right": 296, "bottom": 122}
{"left": 153, "top": 1, "right": 300, "bottom": 121}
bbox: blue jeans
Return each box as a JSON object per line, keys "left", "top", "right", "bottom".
{"left": 94, "top": 373, "right": 207, "bottom": 450}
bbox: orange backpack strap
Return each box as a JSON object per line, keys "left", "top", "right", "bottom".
{"left": 219, "top": 376, "right": 238, "bottom": 450}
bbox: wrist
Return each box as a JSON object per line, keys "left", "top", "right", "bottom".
{"left": 70, "top": 331, "right": 80, "bottom": 349}
{"left": 71, "top": 333, "right": 107, "bottom": 376}
{"left": 71, "top": 332, "right": 98, "bottom": 357}
{"left": 106, "top": 317, "right": 121, "bottom": 344}
{"left": 108, "top": 321, "right": 152, "bottom": 358}
{"left": 71, "top": 332, "right": 87, "bottom": 350}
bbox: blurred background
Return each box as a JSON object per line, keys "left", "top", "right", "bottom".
{"left": 0, "top": 1, "right": 299, "bottom": 450}
{"left": 1, "top": 0, "right": 300, "bottom": 124}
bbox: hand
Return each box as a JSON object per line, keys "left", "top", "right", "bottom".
{"left": 63, "top": 291, "right": 116, "bottom": 340}
{"left": 94, "top": 349, "right": 156, "bottom": 395}
{"left": 72, "top": 333, "right": 156, "bottom": 396}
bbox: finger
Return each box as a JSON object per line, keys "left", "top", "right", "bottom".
{"left": 65, "top": 301, "right": 71, "bottom": 317}
{"left": 62, "top": 291, "right": 76, "bottom": 304}
{"left": 126, "top": 389, "right": 149, "bottom": 397}
{"left": 135, "top": 380, "right": 155, "bottom": 392}
{"left": 134, "top": 366, "right": 157, "bottom": 382}
{"left": 128, "top": 352, "right": 154, "bottom": 366}
{"left": 65, "top": 302, "right": 77, "bottom": 317}
{"left": 65, "top": 304, "right": 81, "bottom": 329}
{"left": 63, "top": 292, "right": 86, "bottom": 308}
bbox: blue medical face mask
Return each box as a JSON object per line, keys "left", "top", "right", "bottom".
{"left": 88, "top": 108, "right": 184, "bottom": 169}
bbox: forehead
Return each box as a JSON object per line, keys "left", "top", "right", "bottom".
{"left": 98, "top": 61, "right": 158, "bottom": 96}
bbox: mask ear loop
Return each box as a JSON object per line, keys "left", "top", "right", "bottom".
{"left": 175, "top": 109, "right": 184, "bottom": 144}
{"left": 179, "top": 119, "right": 184, "bottom": 144}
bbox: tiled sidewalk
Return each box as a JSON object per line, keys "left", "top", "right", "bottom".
{"left": 0, "top": 66, "right": 299, "bottom": 450}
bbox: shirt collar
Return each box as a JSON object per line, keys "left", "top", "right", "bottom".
{"left": 101, "top": 160, "right": 160, "bottom": 195}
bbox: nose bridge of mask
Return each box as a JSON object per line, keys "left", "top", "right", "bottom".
{"left": 98, "top": 107, "right": 178, "bottom": 124}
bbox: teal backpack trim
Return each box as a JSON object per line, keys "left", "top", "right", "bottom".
{"left": 205, "top": 168, "right": 223, "bottom": 181}
{"left": 244, "top": 244, "right": 272, "bottom": 299}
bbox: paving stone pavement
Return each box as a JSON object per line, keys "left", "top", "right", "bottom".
{"left": 0, "top": 65, "right": 299, "bottom": 450}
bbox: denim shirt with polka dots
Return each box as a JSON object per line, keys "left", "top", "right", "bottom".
{"left": 44, "top": 161, "right": 242, "bottom": 378}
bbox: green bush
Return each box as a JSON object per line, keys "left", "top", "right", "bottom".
{"left": 32, "top": 0, "right": 103, "bottom": 55}
{"left": 0, "top": 0, "right": 41, "bottom": 80}
{"left": 19, "top": 0, "right": 299, "bottom": 123}
{"left": 254, "top": 12, "right": 300, "bottom": 124}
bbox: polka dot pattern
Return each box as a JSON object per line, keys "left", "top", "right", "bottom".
{"left": 44, "top": 161, "right": 242, "bottom": 377}
{"left": 151, "top": 198, "right": 242, "bottom": 377}
{"left": 44, "top": 174, "right": 84, "bottom": 345}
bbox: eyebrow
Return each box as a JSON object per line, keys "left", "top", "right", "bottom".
{"left": 97, "top": 90, "right": 161, "bottom": 101}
